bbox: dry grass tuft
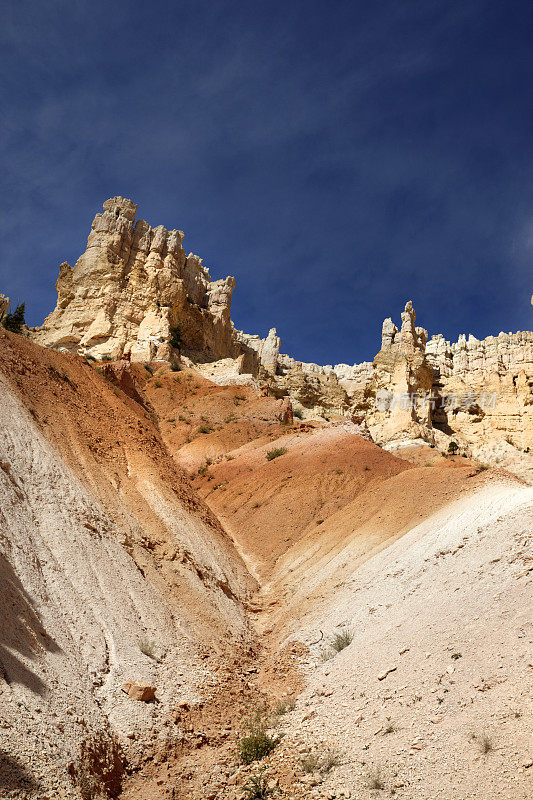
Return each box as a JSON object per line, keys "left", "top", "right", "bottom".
{"left": 300, "top": 747, "right": 340, "bottom": 775}
{"left": 330, "top": 627, "right": 354, "bottom": 653}
{"left": 365, "top": 766, "right": 385, "bottom": 790}
{"left": 266, "top": 447, "right": 287, "bottom": 461}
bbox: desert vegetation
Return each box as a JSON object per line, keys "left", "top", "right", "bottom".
{"left": 266, "top": 447, "right": 287, "bottom": 461}
{"left": 238, "top": 707, "right": 281, "bottom": 765}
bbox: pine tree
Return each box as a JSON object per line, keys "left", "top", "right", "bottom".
{"left": 3, "top": 302, "right": 26, "bottom": 334}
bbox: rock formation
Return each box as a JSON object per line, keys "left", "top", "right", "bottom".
{"left": 31, "top": 197, "right": 289, "bottom": 377}
{"left": 27, "top": 196, "right": 532, "bottom": 476}
{"left": 236, "top": 327, "right": 281, "bottom": 375}
{"left": 0, "top": 293, "right": 9, "bottom": 320}
{"left": 276, "top": 396, "right": 294, "bottom": 425}
{"left": 32, "top": 197, "right": 238, "bottom": 362}
{"left": 267, "top": 361, "right": 351, "bottom": 417}
{"left": 364, "top": 301, "right": 434, "bottom": 442}
{"left": 426, "top": 329, "right": 533, "bottom": 453}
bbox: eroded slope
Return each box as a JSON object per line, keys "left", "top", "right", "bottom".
{"left": 0, "top": 332, "right": 256, "bottom": 798}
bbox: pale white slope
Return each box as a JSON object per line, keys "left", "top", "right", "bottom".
{"left": 280, "top": 483, "right": 533, "bottom": 799}
{"left": 0, "top": 374, "right": 248, "bottom": 798}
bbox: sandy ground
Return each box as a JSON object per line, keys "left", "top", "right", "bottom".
{"left": 264, "top": 481, "right": 533, "bottom": 800}
{"left": 141, "top": 364, "right": 289, "bottom": 473}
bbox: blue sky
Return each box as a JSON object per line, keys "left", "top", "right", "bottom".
{"left": 1, "top": 0, "right": 532, "bottom": 365}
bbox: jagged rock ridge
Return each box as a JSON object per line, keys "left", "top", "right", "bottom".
{"left": 32, "top": 197, "right": 239, "bottom": 363}
{"left": 27, "top": 196, "right": 532, "bottom": 473}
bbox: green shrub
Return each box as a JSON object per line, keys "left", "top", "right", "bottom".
{"left": 2, "top": 302, "right": 26, "bottom": 333}
{"left": 448, "top": 440, "right": 459, "bottom": 455}
{"left": 169, "top": 324, "right": 182, "bottom": 349}
{"left": 266, "top": 447, "right": 287, "bottom": 461}
{"left": 198, "top": 424, "right": 213, "bottom": 434}
{"left": 242, "top": 767, "right": 274, "bottom": 799}
{"left": 238, "top": 708, "right": 281, "bottom": 765}
{"left": 293, "top": 408, "right": 304, "bottom": 419}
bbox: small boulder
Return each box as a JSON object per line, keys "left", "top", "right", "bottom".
{"left": 121, "top": 681, "right": 156, "bottom": 702}
{"left": 377, "top": 666, "right": 397, "bottom": 681}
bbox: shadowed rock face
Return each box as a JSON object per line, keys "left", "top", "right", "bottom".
{"left": 426, "top": 328, "right": 533, "bottom": 454}
{"left": 31, "top": 197, "right": 238, "bottom": 363}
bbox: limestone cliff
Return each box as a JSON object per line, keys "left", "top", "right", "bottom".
{"left": 426, "top": 329, "right": 533, "bottom": 453}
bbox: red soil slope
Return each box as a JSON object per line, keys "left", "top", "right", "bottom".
{"left": 192, "top": 422, "right": 486, "bottom": 581}
{"left": 140, "top": 364, "right": 290, "bottom": 472}
{"left": 0, "top": 331, "right": 255, "bottom": 648}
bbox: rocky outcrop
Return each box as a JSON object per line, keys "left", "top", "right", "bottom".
{"left": 0, "top": 293, "right": 9, "bottom": 321}
{"left": 358, "top": 301, "right": 533, "bottom": 471}
{"left": 32, "top": 197, "right": 238, "bottom": 362}
{"left": 364, "top": 302, "right": 434, "bottom": 442}
{"left": 27, "top": 195, "right": 532, "bottom": 475}
{"left": 266, "top": 361, "right": 352, "bottom": 417}
{"left": 276, "top": 396, "right": 294, "bottom": 425}
{"left": 426, "top": 329, "right": 533, "bottom": 453}
{"left": 237, "top": 327, "right": 281, "bottom": 375}
{"left": 31, "top": 198, "right": 293, "bottom": 378}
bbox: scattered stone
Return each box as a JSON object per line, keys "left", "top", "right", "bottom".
{"left": 121, "top": 681, "right": 156, "bottom": 701}
{"left": 377, "top": 666, "right": 397, "bottom": 681}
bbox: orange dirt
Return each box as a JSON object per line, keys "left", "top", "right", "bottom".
{"left": 191, "top": 423, "right": 488, "bottom": 596}
{"left": 141, "top": 365, "right": 290, "bottom": 473}
{"left": 0, "top": 330, "right": 254, "bottom": 649}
